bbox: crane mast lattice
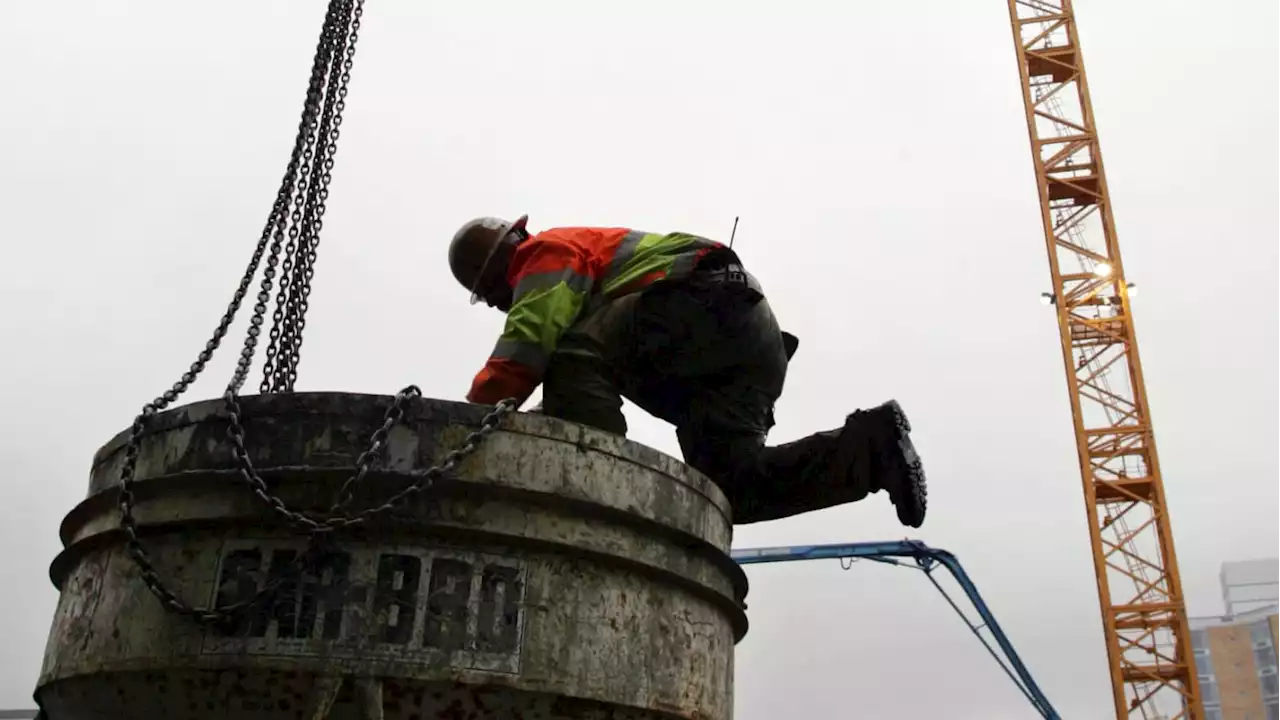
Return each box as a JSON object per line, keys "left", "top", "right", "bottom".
{"left": 1004, "top": 1, "right": 1202, "bottom": 718}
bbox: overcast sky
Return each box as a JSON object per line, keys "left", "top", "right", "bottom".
{"left": 1, "top": 1, "right": 1276, "bottom": 717}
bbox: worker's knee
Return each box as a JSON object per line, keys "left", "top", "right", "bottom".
{"left": 678, "top": 428, "right": 765, "bottom": 486}
{"left": 541, "top": 354, "right": 628, "bottom": 436}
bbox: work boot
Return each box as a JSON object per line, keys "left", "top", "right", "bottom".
{"left": 692, "top": 402, "right": 926, "bottom": 526}
{"left": 839, "top": 400, "right": 928, "bottom": 528}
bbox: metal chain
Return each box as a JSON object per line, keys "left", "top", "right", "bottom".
{"left": 116, "top": 0, "right": 359, "bottom": 623}
{"left": 221, "top": 392, "right": 517, "bottom": 534}
{"left": 113, "top": 0, "right": 519, "bottom": 626}
{"left": 268, "top": 13, "right": 338, "bottom": 391}
{"left": 120, "top": 384, "right": 515, "bottom": 624}
{"left": 262, "top": 0, "right": 364, "bottom": 394}
{"left": 261, "top": 0, "right": 357, "bottom": 394}
{"left": 281, "top": 3, "right": 364, "bottom": 392}
{"left": 278, "top": 5, "right": 351, "bottom": 381}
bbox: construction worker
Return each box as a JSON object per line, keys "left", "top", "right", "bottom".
{"left": 448, "top": 215, "right": 928, "bottom": 528}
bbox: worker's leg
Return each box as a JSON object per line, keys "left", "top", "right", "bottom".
{"left": 630, "top": 282, "right": 927, "bottom": 527}
{"left": 538, "top": 294, "right": 641, "bottom": 437}
{"left": 623, "top": 283, "right": 816, "bottom": 517}
{"left": 682, "top": 404, "right": 926, "bottom": 526}
{"left": 676, "top": 423, "right": 858, "bottom": 524}
{"left": 669, "top": 348, "right": 879, "bottom": 525}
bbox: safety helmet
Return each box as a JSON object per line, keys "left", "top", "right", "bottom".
{"left": 447, "top": 214, "right": 529, "bottom": 304}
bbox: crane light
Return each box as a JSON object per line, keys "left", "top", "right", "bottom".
{"left": 1040, "top": 292, "right": 1056, "bottom": 306}
{"left": 1126, "top": 281, "right": 1138, "bottom": 297}
{"left": 1093, "top": 262, "right": 1112, "bottom": 278}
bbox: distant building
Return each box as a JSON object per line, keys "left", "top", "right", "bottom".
{"left": 1222, "top": 560, "right": 1280, "bottom": 618}
{"left": 0, "top": 711, "right": 37, "bottom": 719}
{"left": 1188, "top": 557, "right": 1280, "bottom": 720}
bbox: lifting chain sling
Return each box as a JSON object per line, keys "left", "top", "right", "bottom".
{"left": 114, "top": 0, "right": 515, "bottom": 626}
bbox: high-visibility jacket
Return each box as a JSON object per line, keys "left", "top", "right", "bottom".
{"left": 466, "top": 226, "right": 725, "bottom": 406}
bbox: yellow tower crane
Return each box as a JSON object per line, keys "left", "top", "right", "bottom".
{"left": 1005, "top": 2, "right": 1202, "bottom": 718}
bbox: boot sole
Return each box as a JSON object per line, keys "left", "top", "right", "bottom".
{"left": 882, "top": 400, "right": 927, "bottom": 528}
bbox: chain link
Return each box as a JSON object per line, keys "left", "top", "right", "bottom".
{"left": 261, "top": 0, "right": 346, "bottom": 393}
{"left": 120, "top": 385, "right": 515, "bottom": 624}
{"left": 262, "top": 0, "right": 363, "bottom": 394}
{"left": 116, "top": 1, "right": 362, "bottom": 623}
{"left": 221, "top": 392, "right": 516, "bottom": 534}
{"left": 114, "top": 0, "right": 517, "bottom": 626}
{"left": 284, "top": 3, "right": 364, "bottom": 392}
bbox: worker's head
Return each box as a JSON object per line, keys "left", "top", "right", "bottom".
{"left": 447, "top": 214, "right": 530, "bottom": 311}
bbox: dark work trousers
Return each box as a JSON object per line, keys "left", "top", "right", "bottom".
{"left": 539, "top": 278, "right": 875, "bottom": 524}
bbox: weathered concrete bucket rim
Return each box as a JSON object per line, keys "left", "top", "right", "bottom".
{"left": 92, "top": 392, "right": 731, "bottom": 515}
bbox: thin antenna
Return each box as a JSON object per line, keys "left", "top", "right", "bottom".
{"left": 728, "top": 216, "right": 740, "bottom": 249}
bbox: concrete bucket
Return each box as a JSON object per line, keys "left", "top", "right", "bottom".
{"left": 35, "top": 393, "right": 748, "bottom": 719}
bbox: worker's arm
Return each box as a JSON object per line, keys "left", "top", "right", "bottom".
{"left": 467, "top": 238, "right": 594, "bottom": 406}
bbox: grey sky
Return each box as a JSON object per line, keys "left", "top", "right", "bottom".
{"left": 1, "top": 1, "right": 1276, "bottom": 717}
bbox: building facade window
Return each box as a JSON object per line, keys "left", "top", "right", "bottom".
{"left": 1194, "top": 628, "right": 1209, "bottom": 650}
{"left": 1201, "top": 679, "right": 1220, "bottom": 705}
{"left": 1261, "top": 651, "right": 1280, "bottom": 679}
{"left": 1262, "top": 669, "right": 1280, "bottom": 699}
{"left": 1254, "top": 617, "right": 1274, "bottom": 645}
{"left": 1196, "top": 649, "right": 1216, "bottom": 678}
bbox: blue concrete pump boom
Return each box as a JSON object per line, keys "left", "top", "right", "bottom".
{"left": 731, "top": 540, "right": 1061, "bottom": 720}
